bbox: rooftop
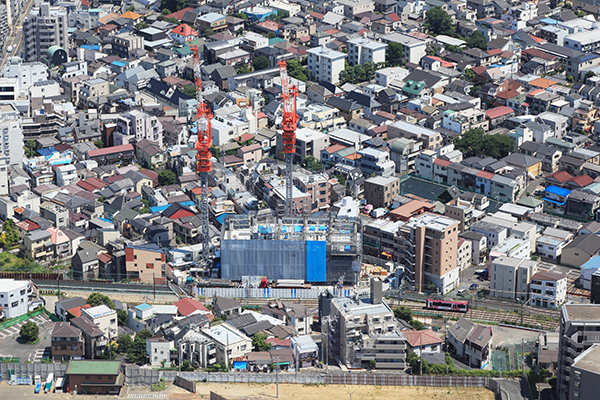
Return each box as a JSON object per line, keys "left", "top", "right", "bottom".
{"left": 66, "top": 360, "right": 121, "bottom": 375}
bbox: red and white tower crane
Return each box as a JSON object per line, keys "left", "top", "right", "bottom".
{"left": 191, "top": 44, "right": 213, "bottom": 267}
{"left": 278, "top": 60, "right": 298, "bottom": 216}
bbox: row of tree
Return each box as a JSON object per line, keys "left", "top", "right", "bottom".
{"left": 452, "top": 128, "right": 515, "bottom": 159}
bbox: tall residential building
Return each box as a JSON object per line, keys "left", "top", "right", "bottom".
{"left": 23, "top": 3, "right": 68, "bottom": 62}
{"left": 399, "top": 214, "right": 460, "bottom": 294}
{"left": 0, "top": 104, "right": 24, "bottom": 167}
{"left": 1, "top": 58, "right": 49, "bottom": 91}
{"left": 490, "top": 257, "right": 538, "bottom": 301}
{"left": 0, "top": 2, "right": 9, "bottom": 50}
{"left": 557, "top": 304, "right": 600, "bottom": 400}
{"left": 569, "top": 343, "right": 600, "bottom": 400}
{"left": 307, "top": 46, "right": 347, "bottom": 85}
{"left": 347, "top": 38, "right": 388, "bottom": 66}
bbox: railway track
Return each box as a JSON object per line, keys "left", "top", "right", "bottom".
{"left": 35, "top": 280, "right": 175, "bottom": 295}
{"left": 405, "top": 304, "right": 559, "bottom": 331}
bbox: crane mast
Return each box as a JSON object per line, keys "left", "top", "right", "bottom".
{"left": 191, "top": 45, "right": 213, "bottom": 269}
{"left": 278, "top": 60, "right": 298, "bottom": 216}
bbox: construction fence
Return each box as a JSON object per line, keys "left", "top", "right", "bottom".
{"left": 0, "top": 363, "right": 68, "bottom": 381}
{"left": 196, "top": 287, "right": 354, "bottom": 299}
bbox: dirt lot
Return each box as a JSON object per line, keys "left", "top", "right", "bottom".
{"left": 168, "top": 383, "right": 495, "bottom": 400}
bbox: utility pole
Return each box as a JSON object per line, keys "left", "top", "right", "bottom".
{"left": 275, "top": 355, "right": 281, "bottom": 398}
{"left": 153, "top": 273, "right": 156, "bottom": 299}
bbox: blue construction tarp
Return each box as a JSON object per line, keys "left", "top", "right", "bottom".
{"left": 545, "top": 185, "right": 571, "bottom": 197}
{"left": 233, "top": 361, "right": 247, "bottom": 370}
{"left": 306, "top": 241, "right": 326, "bottom": 282}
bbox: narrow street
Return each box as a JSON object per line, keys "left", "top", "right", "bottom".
{"left": 0, "top": 0, "right": 36, "bottom": 69}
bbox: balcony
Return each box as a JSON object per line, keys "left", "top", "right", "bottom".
{"left": 374, "top": 343, "right": 407, "bottom": 351}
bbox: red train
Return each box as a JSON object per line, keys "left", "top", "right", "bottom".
{"left": 426, "top": 297, "right": 469, "bottom": 312}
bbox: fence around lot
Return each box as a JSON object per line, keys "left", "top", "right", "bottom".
{"left": 196, "top": 287, "right": 354, "bottom": 299}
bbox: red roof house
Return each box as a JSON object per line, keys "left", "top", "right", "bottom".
{"left": 175, "top": 298, "right": 214, "bottom": 321}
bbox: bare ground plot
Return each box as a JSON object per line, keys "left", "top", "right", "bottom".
{"left": 167, "top": 383, "right": 495, "bottom": 400}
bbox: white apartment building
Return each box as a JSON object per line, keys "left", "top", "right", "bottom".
{"left": 307, "top": 46, "right": 347, "bottom": 85}
{"left": 0, "top": 104, "right": 24, "bottom": 166}
{"left": 414, "top": 150, "right": 438, "bottom": 180}
{"left": 530, "top": 271, "right": 567, "bottom": 308}
{"left": 490, "top": 257, "right": 538, "bottom": 300}
{"left": 201, "top": 324, "right": 252, "bottom": 368}
{"left": 358, "top": 147, "right": 396, "bottom": 177}
{"left": 81, "top": 305, "right": 118, "bottom": 340}
{"left": 381, "top": 33, "right": 427, "bottom": 64}
{"left": 347, "top": 38, "right": 387, "bottom": 66}
{"left": 241, "top": 32, "right": 269, "bottom": 51}
{"left": 56, "top": 164, "right": 78, "bottom": 187}
{"left": 146, "top": 335, "right": 174, "bottom": 367}
{"left": 375, "top": 66, "right": 410, "bottom": 87}
{"left": 23, "top": 3, "right": 68, "bottom": 62}
{"left": 0, "top": 279, "right": 30, "bottom": 319}
{"left": 115, "top": 110, "right": 164, "bottom": 147}
{"left": 1, "top": 58, "right": 48, "bottom": 91}
{"left": 564, "top": 29, "right": 600, "bottom": 53}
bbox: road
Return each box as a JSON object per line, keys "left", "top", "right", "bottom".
{"left": 496, "top": 378, "right": 528, "bottom": 400}
{"left": 0, "top": 0, "right": 35, "bottom": 69}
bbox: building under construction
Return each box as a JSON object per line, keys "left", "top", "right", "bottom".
{"left": 220, "top": 213, "right": 362, "bottom": 284}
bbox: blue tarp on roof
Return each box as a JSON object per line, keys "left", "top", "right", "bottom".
{"left": 581, "top": 255, "right": 600, "bottom": 271}
{"left": 112, "top": 60, "right": 129, "bottom": 67}
{"left": 543, "top": 197, "right": 565, "bottom": 206}
{"left": 81, "top": 45, "right": 101, "bottom": 50}
{"left": 37, "top": 147, "right": 56, "bottom": 157}
{"left": 545, "top": 185, "right": 571, "bottom": 197}
{"left": 150, "top": 205, "right": 170, "bottom": 213}
{"left": 539, "top": 18, "right": 558, "bottom": 25}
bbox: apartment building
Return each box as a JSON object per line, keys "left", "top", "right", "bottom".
{"left": 115, "top": 110, "right": 164, "bottom": 147}
{"left": 51, "top": 322, "right": 84, "bottom": 361}
{"left": 79, "top": 78, "right": 109, "bottom": 107}
{"left": 564, "top": 30, "right": 600, "bottom": 53}
{"left": 388, "top": 120, "right": 442, "bottom": 151}
{"left": 364, "top": 176, "right": 400, "bottom": 209}
{"left": 557, "top": 304, "right": 600, "bottom": 400}
{"left": 0, "top": 279, "right": 31, "bottom": 319}
{"left": 569, "top": 344, "right": 600, "bottom": 400}
{"left": 125, "top": 245, "right": 166, "bottom": 284}
{"left": 290, "top": 128, "right": 330, "bottom": 163}
{"left": 201, "top": 324, "right": 252, "bottom": 368}
{"left": 399, "top": 214, "right": 460, "bottom": 294}
{"left": 327, "top": 293, "right": 406, "bottom": 369}
{"left": 442, "top": 109, "right": 489, "bottom": 134}
{"left": 23, "top": 3, "right": 68, "bottom": 62}
{"left": 24, "top": 229, "right": 53, "bottom": 262}
{"left": 530, "top": 271, "right": 567, "bottom": 308}
{"left": 307, "top": 46, "right": 347, "bottom": 85}
{"left": 347, "top": 38, "right": 387, "bottom": 66}
{"left": 358, "top": 148, "right": 396, "bottom": 177}
{"left": 1, "top": 57, "right": 48, "bottom": 91}
{"left": 381, "top": 33, "right": 427, "bottom": 64}
{"left": 295, "top": 174, "right": 330, "bottom": 213}
{"left": 0, "top": 104, "right": 24, "bottom": 166}
{"left": 81, "top": 305, "right": 118, "bottom": 340}
{"left": 466, "top": 0, "right": 496, "bottom": 18}
{"left": 146, "top": 336, "right": 174, "bottom": 367}
{"left": 490, "top": 257, "right": 538, "bottom": 300}
{"left": 336, "top": 0, "right": 374, "bottom": 17}
{"left": 56, "top": 164, "right": 78, "bottom": 187}
{"left": 111, "top": 32, "right": 144, "bottom": 59}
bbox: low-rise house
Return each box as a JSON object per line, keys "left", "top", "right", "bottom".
{"left": 65, "top": 360, "right": 123, "bottom": 395}
{"left": 81, "top": 305, "right": 118, "bottom": 340}
{"left": 51, "top": 322, "right": 85, "bottom": 361}
{"left": 261, "top": 300, "right": 313, "bottom": 335}
{"left": 561, "top": 233, "right": 600, "bottom": 268}
{"left": 290, "top": 335, "right": 319, "bottom": 368}
{"left": 212, "top": 296, "right": 241, "bottom": 318}
{"left": 404, "top": 329, "right": 444, "bottom": 357}
{"left": 201, "top": 324, "right": 252, "bottom": 369}
{"left": 447, "top": 318, "right": 492, "bottom": 369}
{"left": 55, "top": 297, "right": 87, "bottom": 322}
{"left": 146, "top": 335, "right": 174, "bottom": 367}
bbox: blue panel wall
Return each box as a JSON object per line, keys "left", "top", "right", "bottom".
{"left": 306, "top": 241, "right": 326, "bottom": 282}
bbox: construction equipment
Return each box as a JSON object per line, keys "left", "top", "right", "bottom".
{"left": 278, "top": 60, "right": 299, "bottom": 216}
{"left": 191, "top": 44, "right": 213, "bottom": 268}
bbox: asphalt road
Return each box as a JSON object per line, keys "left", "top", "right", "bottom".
{"left": 496, "top": 378, "right": 528, "bottom": 400}
{"left": 0, "top": 0, "right": 35, "bottom": 69}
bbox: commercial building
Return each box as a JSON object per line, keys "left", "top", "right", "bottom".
{"left": 307, "top": 46, "right": 347, "bottom": 85}
{"left": 490, "top": 257, "right": 538, "bottom": 300}
{"left": 558, "top": 304, "right": 600, "bottom": 400}
{"left": 220, "top": 214, "right": 361, "bottom": 284}
{"left": 364, "top": 176, "right": 400, "bottom": 209}
{"left": 23, "top": 3, "right": 68, "bottom": 62}
{"left": 398, "top": 214, "right": 460, "bottom": 294}
{"left": 347, "top": 38, "right": 387, "bottom": 66}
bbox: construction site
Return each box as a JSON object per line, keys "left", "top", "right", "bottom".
{"left": 220, "top": 214, "right": 362, "bottom": 284}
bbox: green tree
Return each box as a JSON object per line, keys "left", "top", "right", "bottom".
{"left": 465, "top": 30, "right": 486, "bottom": 50}
{"left": 20, "top": 321, "right": 39, "bottom": 343}
{"left": 585, "top": 71, "right": 596, "bottom": 81}
{"left": 87, "top": 292, "right": 116, "bottom": 309}
{"left": 128, "top": 329, "right": 153, "bottom": 364}
{"left": 181, "top": 85, "right": 196, "bottom": 98}
{"left": 163, "top": 17, "right": 179, "bottom": 24}
{"left": 334, "top": 174, "right": 346, "bottom": 185}
{"left": 425, "top": 6, "right": 455, "bottom": 36}
{"left": 235, "top": 12, "right": 248, "bottom": 21}
{"left": 252, "top": 56, "right": 270, "bottom": 71}
{"left": 482, "top": 134, "right": 515, "bottom": 159}
{"left": 302, "top": 156, "right": 322, "bottom": 171}
{"left": 210, "top": 145, "right": 222, "bottom": 158}
{"left": 24, "top": 139, "right": 37, "bottom": 158}
{"left": 237, "top": 63, "right": 253, "bottom": 74}
{"left": 252, "top": 333, "right": 272, "bottom": 351}
{"left": 118, "top": 310, "right": 128, "bottom": 326}
{"left": 118, "top": 334, "right": 134, "bottom": 354}
{"left": 469, "top": 84, "right": 482, "bottom": 97}
{"left": 128, "top": 5, "right": 135, "bottom": 11}
{"left": 410, "top": 320, "right": 425, "bottom": 330}
{"left": 393, "top": 306, "right": 413, "bottom": 322}
{"left": 94, "top": 139, "right": 105, "bottom": 149}
{"left": 567, "top": 74, "right": 575, "bottom": 83}
{"left": 236, "top": 28, "right": 245, "bottom": 36}
{"left": 161, "top": 8, "right": 171, "bottom": 15}
{"left": 162, "top": 0, "right": 188, "bottom": 12}
{"left": 464, "top": 68, "right": 476, "bottom": 82}
{"left": 136, "top": 22, "right": 150, "bottom": 30}
{"left": 266, "top": 32, "right": 276, "bottom": 39}
{"left": 387, "top": 42, "right": 404, "bottom": 65}
{"left": 158, "top": 170, "right": 177, "bottom": 186}
{"left": 286, "top": 59, "right": 309, "bottom": 82}
{"left": 446, "top": 44, "right": 464, "bottom": 53}
{"left": 1, "top": 220, "right": 19, "bottom": 248}
{"left": 203, "top": 29, "right": 215, "bottom": 37}
{"left": 453, "top": 128, "right": 484, "bottom": 157}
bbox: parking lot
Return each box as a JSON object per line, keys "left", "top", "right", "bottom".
{"left": 0, "top": 314, "right": 53, "bottom": 363}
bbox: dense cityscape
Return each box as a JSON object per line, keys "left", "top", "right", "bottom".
{"left": 3, "top": 0, "right": 600, "bottom": 398}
